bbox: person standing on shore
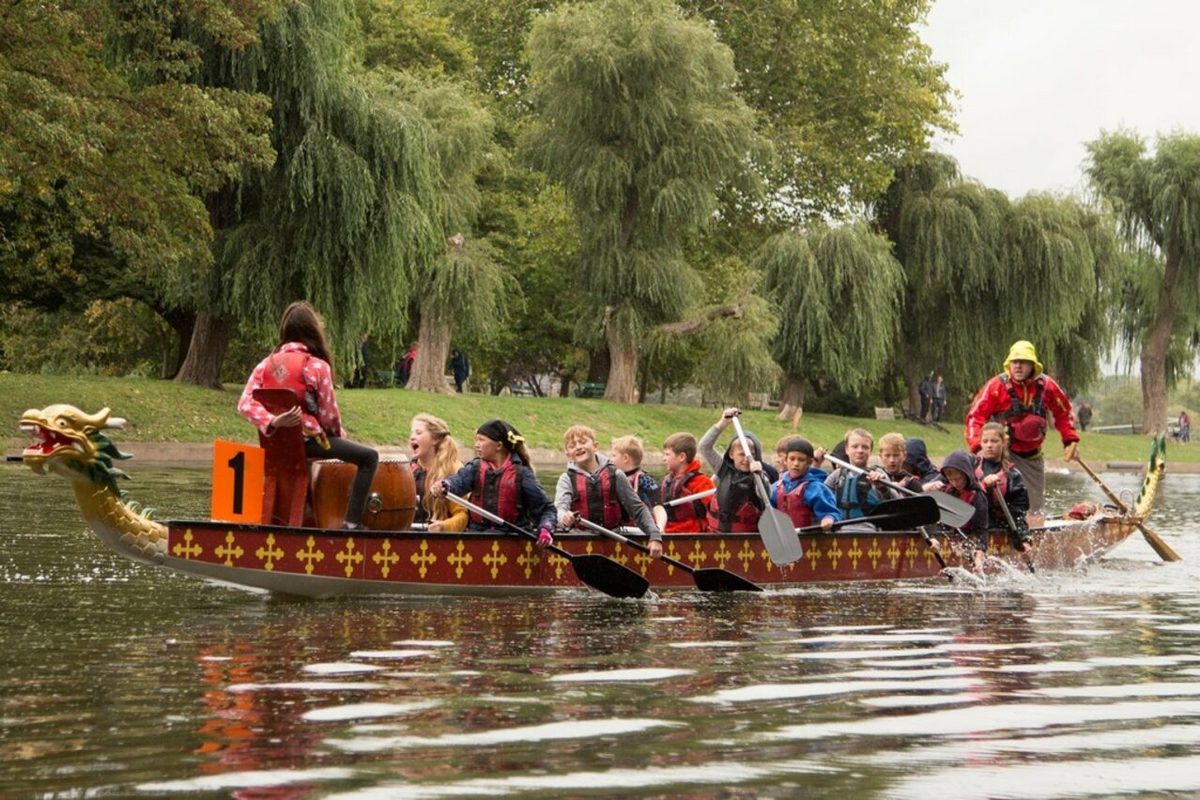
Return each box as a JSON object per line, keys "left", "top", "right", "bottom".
{"left": 964, "top": 340, "right": 1078, "bottom": 515}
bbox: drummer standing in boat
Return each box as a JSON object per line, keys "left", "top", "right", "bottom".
{"left": 964, "top": 340, "right": 1079, "bottom": 515}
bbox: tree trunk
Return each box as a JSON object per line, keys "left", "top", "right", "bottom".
{"left": 408, "top": 313, "right": 453, "bottom": 393}
{"left": 603, "top": 324, "right": 639, "bottom": 403}
{"left": 776, "top": 374, "right": 806, "bottom": 428}
{"left": 174, "top": 312, "right": 233, "bottom": 389}
{"left": 587, "top": 348, "right": 610, "bottom": 383}
{"left": 1140, "top": 249, "right": 1181, "bottom": 434}
{"left": 902, "top": 359, "right": 923, "bottom": 416}
{"left": 158, "top": 307, "right": 195, "bottom": 379}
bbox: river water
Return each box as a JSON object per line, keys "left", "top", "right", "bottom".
{"left": 3, "top": 463, "right": 1200, "bottom": 799}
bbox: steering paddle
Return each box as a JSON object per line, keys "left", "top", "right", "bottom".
{"left": 446, "top": 493, "right": 650, "bottom": 598}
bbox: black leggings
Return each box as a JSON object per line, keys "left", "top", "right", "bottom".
{"left": 306, "top": 436, "right": 379, "bottom": 525}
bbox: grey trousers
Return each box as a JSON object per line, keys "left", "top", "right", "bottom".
{"left": 1009, "top": 450, "right": 1045, "bottom": 514}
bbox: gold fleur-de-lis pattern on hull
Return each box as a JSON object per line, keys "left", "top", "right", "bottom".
{"left": 167, "top": 526, "right": 966, "bottom": 587}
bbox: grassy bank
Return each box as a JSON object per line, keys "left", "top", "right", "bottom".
{"left": 3, "top": 373, "right": 1189, "bottom": 466}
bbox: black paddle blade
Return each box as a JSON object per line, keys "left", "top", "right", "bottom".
{"left": 872, "top": 495, "right": 941, "bottom": 530}
{"left": 692, "top": 568, "right": 763, "bottom": 593}
{"left": 569, "top": 554, "right": 650, "bottom": 598}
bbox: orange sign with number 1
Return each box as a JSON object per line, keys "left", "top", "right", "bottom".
{"left": 211, "top": 440, "right": 264, "bottom": 523}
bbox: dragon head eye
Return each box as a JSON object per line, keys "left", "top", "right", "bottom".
{"left": 56, "top": 418, "right": 68, "bottom": 428}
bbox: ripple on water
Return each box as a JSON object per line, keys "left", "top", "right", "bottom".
{"left": 549, "top": 668, "right": 694, "bottom": 682}
{"left": 331, "top": 718, "right": 682, "bottom": 753}
{"left": 302, "top": 701, "right": 438, "bottom": 722}
{"left": 348, "top": 649, "right": 435, "bottom": 659}
{"left": 137, "top": 767, "right": 354, "bottom": 794}
{"left": 303, "top": 662, "right": 387, "bottom": 674}
{"left": 692, "top": 677, "right": 978, "bottom": 704}
{"left": 884, "top": 755, "right": 1200, "bottom": 800}
{"left": 767, "top": 700, "right": 1200, "bottom": 740}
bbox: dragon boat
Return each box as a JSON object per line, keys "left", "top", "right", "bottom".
{"left": 19, "top": 403, "right": 1168, "bottom": 598}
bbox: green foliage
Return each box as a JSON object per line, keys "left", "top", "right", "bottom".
{"left": 356, "top": 0, "right": 476, "bottom": 75}
{"left": 756, "top": 222, "right": 903, "bottom": 393}
{"left": 0, "top": 0, "right": 276, "bottom": 312}
{"left": 876, "top": 152, "right": 1118, "bottom": 396}
{"left": 679, "top": 0, "right": 956, "bottom": 220}
{"left": 524, "top": 0, "right": 767, "bottom": 399}
{"left": 189, "top": 0, "right": 443, "bottom": 361}
{"left": 0, "top": 299, "right": 171, "bottom": 377}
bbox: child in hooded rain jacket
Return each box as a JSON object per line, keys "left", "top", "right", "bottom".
{"left": 699, "top": 407, "right": 767, "bottom": 533}
{"left": 932, "top": 449, "right": 991, "bottom": 573}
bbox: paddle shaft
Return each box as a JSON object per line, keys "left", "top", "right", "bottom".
{"left": 574, "top": 518, "right": 689, "bottom": 573}
{"left": 446, "top": 493, "right": 571, "bottom": 559}
{"left": 729, "top": 415, "right": 771, "bottom": 506}
{"left": 989, "top": 486, "right": 1035, "bottom": 574}
{"left": 664, "top": 487, "right": 716, "bottom": 507}
{"left": 1075, "top": 458, "right": 1181, "bottom": 562}
{"left": 796, "top": 506, "right": 931, "bottom": 534}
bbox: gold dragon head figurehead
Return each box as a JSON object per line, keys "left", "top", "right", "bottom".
{"left": 19, "top": 404, "right": 131, "bottom": 492}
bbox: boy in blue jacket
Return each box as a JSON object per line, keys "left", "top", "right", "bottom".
{"left": 770, "top": 437, "right": 842, "bottom": 532}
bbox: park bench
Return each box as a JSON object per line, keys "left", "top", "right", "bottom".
{"left": 576, "top": 381, "right": 605, "bottom": 398}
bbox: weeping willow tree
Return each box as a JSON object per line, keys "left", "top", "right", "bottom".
{"left": 1087, "top": 130, "right": 1200, "bottom": 434}
{"left": 524, "top": 0, "right": 765, "bottom": 403}
{"left": 875, "top": 152, "right": 1111, "bottom": 412}
{"left": 369, "top": 73, "right": 506, "bottom": 393}
{"left": 755, "top": 222, "right": 904, "bottom": 425}
{"left": 174, "top": 0, "right": 441, "bottom": 387}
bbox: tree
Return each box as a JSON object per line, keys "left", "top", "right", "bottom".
{"left": 874, "top": 153, "right": 1115, "bottom": 412}
{"left": 1, "top": 0, "right": 277, "bottom": 376}
{"left": 171, "top": 0, "right": 443, "bottom": 387}
{"left": 524, "top": 0, "right": 766, "bottom": 403}
{"left": 678, "top": 0, "right": 956, "bottom": 220}
{"left": 755, "top": 222, "right": 904, "bottom": 424}
{"left": 1087, "top": 130, "right": 1200, "bottom": 433}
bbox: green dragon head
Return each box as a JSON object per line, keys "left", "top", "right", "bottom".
{"left": 20, "top": 404, "right": 132, "bottom": 494}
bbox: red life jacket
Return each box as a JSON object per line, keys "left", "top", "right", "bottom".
{"left": 472, "top": 457, "right": 520, "bottom": 526}
{"left": 661, "top": 469, "right": 707, "bottom": 527}
{"left": 995, "top": 375, "right": 1048, "bottom": 450}
{"left": 974, "top": 460, "right": 1009, "bottom": 498}
{"left": 774, "top": 480, "right": 814, "bottom": 528}
{"left": 411, "top": 463, "right": 429, "bottom": 524}
{"left": 570, "top": 463, "right": 624, "bottom": 529}
{"left": 707, "top": 480, "right": 760, "bottom": 533}
{"left": 260, "top": 349, "right": 322, "bottom": 434}
{"left": 941, "top": 482, "right": 980, "bottom": 509}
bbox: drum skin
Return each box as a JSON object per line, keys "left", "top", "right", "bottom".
{"left": 311, "top": 459, "right": 417, "bottom": 531}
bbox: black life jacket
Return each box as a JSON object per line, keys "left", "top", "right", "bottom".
{"left": 569, "top": 463, "right": 624, "bottom": 529}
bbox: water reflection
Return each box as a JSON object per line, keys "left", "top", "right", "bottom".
{"left": 1, "top": 465, "right": 1199, "bottom": 798}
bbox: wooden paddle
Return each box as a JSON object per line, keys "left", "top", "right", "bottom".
{"left": 990, "top": 487, "right": 1035, "bottom": 574}
{"left": 730, "top": 415, "right": 804, "bottom": 565}
{"left": 1074, "top": 458, "right": 1181, "bottom": 563}
{"left": 823, "top": 453, "right": 975, "bottom": 528}
{"left": 796, "top": 495, "right": 940, "bottom": 533}
{"left": 574, "top": 518, "right": 763, "bottom": 593}
{"left": 446, "top": 493, "right": 651, "bottom": 598}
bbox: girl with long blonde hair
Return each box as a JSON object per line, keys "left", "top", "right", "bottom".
{"left": 409, "top": 413, "right": 468, "bottom": 532}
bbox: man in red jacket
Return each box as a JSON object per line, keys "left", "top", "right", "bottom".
{"left": 964, "top": 340, "right": 1079, "bottom": 514}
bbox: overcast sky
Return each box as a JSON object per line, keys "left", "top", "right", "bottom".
{"left": 920, "top": 1, "right": 1200, "bottom": 199}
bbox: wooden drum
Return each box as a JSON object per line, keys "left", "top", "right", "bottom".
{"left": 311, "top": 458, "right": 417, "bottom": 531}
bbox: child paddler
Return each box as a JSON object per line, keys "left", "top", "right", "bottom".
{"left": 770, "top": 437, "right": 841, "bottom": 532}
{"left": 408, "top": 413, "right": 468, "bottom": 532}
{"left": 930, "top": 449, "right": 991, "bottom": 573}
{"left": 431, "top": 419, "right": 557, "bottom": 547}
{"left": 553, "top": 425, "right": 662, "bottom": 559}
{"left": 652, "top": 433, "right": 714, "bottom": 533}
{"left": 610, "top": 435, "right": 659, "bottom": 514}
{"left": 823, "top": 428, "right": 884, "bottom": 522}
{"left": 876, "top": 432, "right": 924, "bottom": 498}
{"left": 976, "top": 422, "right": 1032, "bottom": 554}
{"left": 699, "top": 407, "right": 767, "bottom": 533}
